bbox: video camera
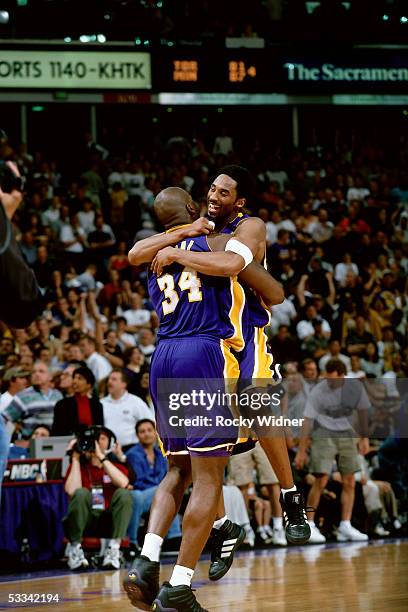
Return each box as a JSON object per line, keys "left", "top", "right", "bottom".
{"left": 68, "top": 425, "right": 117, "bottom": 456}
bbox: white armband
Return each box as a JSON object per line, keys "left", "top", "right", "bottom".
{"left": 225, "top": 238, "right": 253, "bottom": 270}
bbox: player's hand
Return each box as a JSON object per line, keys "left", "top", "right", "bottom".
{"left": 185, "top": 217, "right": 215, "bottom": 237}
{"left": 151, "top": 246, "right": 178, "bottom": 276}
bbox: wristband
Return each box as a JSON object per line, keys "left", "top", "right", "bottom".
{"left": 225, "top": 238, "right": 253, "bottom": 270}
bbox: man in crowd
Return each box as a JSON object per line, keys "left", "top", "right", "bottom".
{"left": 101, "top": 369, "right": 152, "bottom": 452}
{"left": 3, "top": 361, "right": 62, "bottom": 436}
{"left": 295, "top": 359, "right": 370, "bottom": 543}
{"left": 80, "top": 335, "right": 112, "bottom": 383}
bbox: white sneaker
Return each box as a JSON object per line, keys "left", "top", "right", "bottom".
{"left": 67, "top": 543, "right": 89, "bottom": 570}
{"left": 272, "top": 527, "right": 287, "bottom": 546}
{"left": 102, "top": 544, "right": 121, "bottom": 569}
{"left": 308, "top": 523, "right": 326, "bottom": 544}
{"left": 336, "top": 524, "right": 368, "bottom": 542}
{"left": 257, "top": 526, "right": 273, "bottom": 544}
{"left": 373, "top": 524, "right": 390, "bottom": 537}
{"left": 244, "top": 526, "right": 256, "bottom": 548}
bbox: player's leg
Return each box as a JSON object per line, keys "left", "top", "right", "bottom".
{"left": 242, "top": 327, "right": 311, "bottom": 543}
{"left": 153, "top": 454, "right": 227, "bottom": 612}
{"left": 123, "top": 455, "right": 191, "bottom": 609}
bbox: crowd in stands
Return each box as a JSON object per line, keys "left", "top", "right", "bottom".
{"left": 0, "top": 120, "right": 407, "bottom": 569}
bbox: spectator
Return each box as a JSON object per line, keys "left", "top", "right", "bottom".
{"left": 0, "top": 367, "right": 30, "bottom": 414}
{"left": 345, "top": 315, "right": 376, "bottom": 356}
{"left": 296, "top": 305, "right": 331, "bottom": 342}
{"left": 101, "top": 369, "right": 152, "bottom": 451}
{"left": 52, "top": 366, "right": 103, "bottom": 436}
{"left": 126, "top": 419, "right": 181, "bottom": 548}
{"left": 137, "top": 329, "right": 156, "bottom": 362}
{"left": 295, "top": 359, "right": 370, "bottom": 543}
{"left": 63, "top": 426, "right": 132, "bottom": 570}
{"left": 8, "top": 423, "right": 51, "bottom": 460}
{"left": 3, "top": 361, "right": 62, "bottom": 436}
{"left": 79, "top": 335, "right": 112, "bottom": 383}
{"left": 319, "top": 340, "right": 351, "bottom": 373}
{"left": 123, "top": 294, "right": 152, "bottom": 334}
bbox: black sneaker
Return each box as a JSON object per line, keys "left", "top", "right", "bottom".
{"left": 152, "top": 582, "right": 208, "bottom": 612}
{"left": 122, "top": 555, "right": 160, "bottom": 608}
{"left": 280, "top": 490, "right": 311, "bottom": 544}
{"left": 208, "top": 519, "right": 246, "bottom": 581}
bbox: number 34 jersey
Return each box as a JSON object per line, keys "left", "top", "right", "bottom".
{"left": 147, "top": 234, "right": 247, "bottom": 353}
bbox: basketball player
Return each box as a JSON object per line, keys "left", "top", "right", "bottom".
{"left": 124, "top": 187, "right": 283, "bottom": 612}
{"left": 131, "top": 167, "right": 311, "bottom": 568}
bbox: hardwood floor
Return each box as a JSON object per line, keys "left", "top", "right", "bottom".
{"left": 0, "top": 540, "right": 407, "bottom": 611}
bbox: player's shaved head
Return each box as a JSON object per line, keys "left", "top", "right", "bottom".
{"left": 154, "top": 187, "right": 199, "bottom": 229}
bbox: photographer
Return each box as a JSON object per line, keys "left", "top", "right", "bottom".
{"left": 63, "top": 426, "right": 133, "bottom": 571}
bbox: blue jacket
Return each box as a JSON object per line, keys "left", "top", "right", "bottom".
{"left": 126, "top": 444, "right": 168, "bottom": 491}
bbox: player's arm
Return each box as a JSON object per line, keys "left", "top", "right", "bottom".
{"left": 151, "top": 217, "right": 265, "bottom": 276}
{"left": 238, "top": 262, "right": 284, "bottom": 307}
{"left": 128, "top": 217, "right": 214, "bottom": 265}
{"left": 151, "top": 241, "right": 253, "bottom": 277}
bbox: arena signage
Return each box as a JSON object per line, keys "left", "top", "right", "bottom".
{"left": 284, "top": 62, "right": 408, "bottom": 83}
{"left": 0, "top": 50, "right": 151, "bottom": 89}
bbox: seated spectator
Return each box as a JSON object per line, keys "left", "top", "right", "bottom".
{"left": 355, "top": 454, "right": 401, "bottom": 536}
{"left": 79, "top": 335, "right": 112, "bottom": 383}
{"left": 101, "top": 369, "right": 152, "bottom": 451}
{"left": 77, "top": 197, "right": 95, "bottom": 235}
{"left": 347, "top": 355, "right": 366, "bottom": 379}
{"left": 116, "top": 317, "right": 137, "bottom": 350}
{"left": 63, "top": 426, "right": 132, "bottom": 570}
{"left": 345, "top": 315, "right": 376, "bottom": 355}
{"left": 334, "top": 253, "right": 359, "bottom": 288}
{"left": 137, "top": 328, "right": 156, "bottom": 362}
{"left": 3, "top": 361, "right": 62, "bottom": 437}
{"left": 319, "top": 340, "right": 351, "bottom": 373}
{"left": 126, "top": 419, "right": 181, "bottom": 548}
{"left": 296, "top": 305, "right": 331, "bottom": 342}
{"left": 303, "top": 319, "right": 330, "bottom": 360}
{"left": 103, "top": 330, "right": 124, "bottom": 368}
{"left": 228, "top": 445, "right": 286, "bottom": 546}
{"left": 312, "top": 208, "right": 334, "bottom": 244}
{"left": 0, "top": 367, "right": 30, "bottom": 414}
{"left": 8, "top": 423, "right": 51, "bottom": 460}
{"left": 52, "top": 366, "right": 103, "bottom": 436}
{"left": 360, "top": 342, "right": 384, "bottom": 377}
{"left": 124, "top": 293, "right": 152, "bottom": 335}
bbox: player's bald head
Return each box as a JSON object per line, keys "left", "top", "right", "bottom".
{"left": 154, "top": 187, "right": 198, "bottom": 229}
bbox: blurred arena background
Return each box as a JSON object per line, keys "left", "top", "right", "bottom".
{"left": 0, "top": 1, "right": 407, "bottom": 610}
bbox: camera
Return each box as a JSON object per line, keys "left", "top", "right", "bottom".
{"left": 76, "top": 426, "right": 97, "bottom": 453}
{"left": 68, "top": 425, "right": 117, "bottom": 456}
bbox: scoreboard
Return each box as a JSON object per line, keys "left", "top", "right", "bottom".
{"left": 154, "top": 49, "right": 408, "bottom": 94}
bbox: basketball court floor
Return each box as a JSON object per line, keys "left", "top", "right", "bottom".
{"left": 0, "top": 540, "right": 406, "bottom": 611}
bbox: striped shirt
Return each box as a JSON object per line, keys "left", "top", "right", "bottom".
{"left": 4, "top": 386, "right": 63, "bottom": 436}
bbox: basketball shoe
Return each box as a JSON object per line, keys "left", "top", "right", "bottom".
{"left": 208, "top": 519, "right": 246, "bottom": 581}
{"left": 280, "top": 490, "right": 311, "bottom": 544}
{"left": 123, "top": 555, "right": 160, "bottom": 608}
{"left": 152, "top": 582, "right": 208, "bottom": 612}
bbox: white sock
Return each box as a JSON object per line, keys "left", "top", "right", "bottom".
{"left": 273, "top": 517, "right": 283, "bottom": 530}
{"left": 169, "top": 564, "right": 194, "bottom": 587}
{"left": 281, "top": 485, "right": 297, "bottom": 496}
{"left": 213, "top": 515, "right": 228, "bottom": 530}
{"left": 108, "top": 538, "right": 120, "bottom": 548}
{"left": 141, "top": 533, "right": 163, "bottom": 562}
{"left": 307, "top": 519, "right": 316, "bottom": 527}
{"left": 340, "top": 520, "right": 351, "bottom": 529}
